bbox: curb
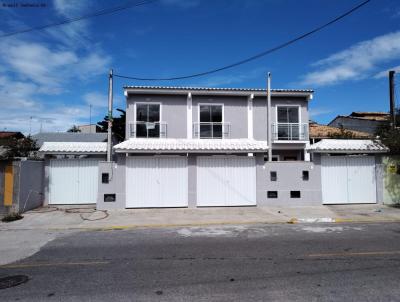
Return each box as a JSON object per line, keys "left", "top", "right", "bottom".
{"left": 2, "top": 218, "right": 400, "bottom": 232}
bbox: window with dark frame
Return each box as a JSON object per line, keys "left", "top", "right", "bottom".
{"left": 270, "top": 171, "right": 277, "bottom": 181}
{"left": 302, "top": 170, "right": 309, "bottom": 181}
{"left": 267, "top": 191, "right": 278, "bottom": 198}
{"left": 290, "top": 191, "right": 301, "bottom": 198}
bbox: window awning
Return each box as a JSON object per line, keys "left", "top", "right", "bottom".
{"left": 39, "top": 142, "right": 107, "bottom": 154}
{"left": 307, "top": 139, "right": 388, "bottom": 154}
{"left": 113, "top": 139, "right": 269, "bottom": 153}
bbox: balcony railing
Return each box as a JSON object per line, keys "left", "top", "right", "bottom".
{"left": 272, "top": 123, "right": 308, "bottom": 141}
{"left": 193, "top": 122, "right": 230, "bottom": 139}
{"left": 129, "top": 122, "right": 167, "bottom": 138}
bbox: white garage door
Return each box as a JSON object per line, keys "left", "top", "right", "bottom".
{"left": 49, "top": 159, "right": 99, "bottom": 204}
{"left": 126, "top": 157, "right": 188, "bottom": 208}
{"left": 321, "top": 156, "right": 376, "bottom": 204}
{"left": 197, "top": 156, "right": 256, "bottom": 207}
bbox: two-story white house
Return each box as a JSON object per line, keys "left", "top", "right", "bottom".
{"left": 97, "top": 85, "right": 320, "bottom": 209}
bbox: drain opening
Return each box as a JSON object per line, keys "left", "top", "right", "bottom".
{"left": 0, "top": 275, "right": 29, "bottom": 290}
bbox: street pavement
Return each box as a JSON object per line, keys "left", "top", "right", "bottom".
{"left": 1, "top": 222, "right": 400, "bottom": 301}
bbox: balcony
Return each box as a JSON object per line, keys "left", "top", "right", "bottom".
{"left": 129, "top": 122, "right": 167, "bottom": 138}
{"left": 193, "top": 122, "right": 231, "bottom": 139}
{"left": 272, "top": 123, "right": 308, "bottom": 141}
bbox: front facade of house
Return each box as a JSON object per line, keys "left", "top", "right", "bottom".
{"left": 97, "top": 86, "right": 318, "bottom": 209}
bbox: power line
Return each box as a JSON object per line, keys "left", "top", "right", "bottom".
{"left": 114, "top": 0, "right": 371, "bottom": 81}
{"left": 0, "top": 0, "right": 159, "bottom": 39}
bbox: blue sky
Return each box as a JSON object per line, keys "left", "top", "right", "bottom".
{"left": 0, "top": 0, "right": 399, "bottom": 133}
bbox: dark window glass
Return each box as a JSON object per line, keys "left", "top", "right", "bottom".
{"left": 136, "top": 104, "right": 147, "bottom": 121}
{"left": 148, "top": 104, "right": 160, "bottom": 122}
{"left": 277, "top": 107, "right": 299, "bottom": 123}
{"left": 277, "top": 107, "right": 288, "bottom": 123}
{"left": 270, "top": 171, "right": 277, "bottom": 181}
{"left": 135, "top": 103, "right": 160, "bottom": 138}
{"left": 102, "top": 173, "right": 109, "bottom": 184}
{"left": 199, "top": 105, "right": 223, "bottom": 138}
{"left": 302, "top": 171, "right": 309, "bottom": 181}
{"left": 288, "top": 107, "right": 299, "bottom": 123}
{"left": 290, "top": 191, "right": 301, "bottom": 198}
{"left": 267, "top": 191, "right": 278, "bottom": 198}
{"left": 211, "top": 105, "right": 222, "bottom": 122}
{"left": 200, "top": 105, "right": 211, "bottom": 122}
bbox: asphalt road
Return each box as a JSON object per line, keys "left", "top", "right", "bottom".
{"left": 1, "top": 223, "right": 400, "bottom": 301}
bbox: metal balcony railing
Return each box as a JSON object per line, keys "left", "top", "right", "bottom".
{"left": 193, "top": 122, "right": 231, "bottom": 139}
{"left": 272, "top": 123, "right": 308, "bottom": 141}
{"left": 129, "top": 122, "right": 167, "bottom": 138}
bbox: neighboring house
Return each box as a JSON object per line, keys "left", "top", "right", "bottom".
{"left": 309, "top": 121, "right": 371, "bottom": 144}
{"left": 77, "top": 124, "right": 98, "bottom": 133}
{"left": 328, "top": 112, "right": 390, "bottom": 134}
{"left": 32, "top": 132, "right": 107, "bottom": 149}
{"left": 37, "top": 132, "right": 108, "bottom": 206}
{"left": 0, "top": 131, "right": 24, "bottom": 142}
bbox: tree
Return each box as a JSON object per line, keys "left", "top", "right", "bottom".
{"left": 375, "top": 108, "right": 400, "bottom": 155}
{"left": 0, "top": 136, "right": 38, "bottom": 159}
{"left": 67, "top": 125, "right": 81, "bottom": 132}
{"left": 97, "top": 109, "right": 126, "bottom": 143}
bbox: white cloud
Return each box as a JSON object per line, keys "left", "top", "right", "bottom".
{"left": 0, "top": 0, "right": 112, "bottom": 134}
{"left": 309, "top": 107, "right": 333, "bottom": 118}
{"left": 300, "top": 31, "right": 400, "bottom": 87}
{"left": 374, "top": 65, "right": 400, "bottom": 79}
{"left": 84, "top": 92, "right": 107, "bottom": 108}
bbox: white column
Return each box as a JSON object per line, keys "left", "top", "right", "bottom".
{"left": 247, "top": 94, "right": 254, "bottom": 139}
{"left": 187, "top": 93, "right": 192, "bottom": 139}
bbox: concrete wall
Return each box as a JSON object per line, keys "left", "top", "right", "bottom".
{"left": 257, "top": 158, "right": 322, "bottom": 206}
{"left": 97, "top": 156, "right": 126, "bottom": 210}
{"left": 126, "top": 94, "right": 187, "bottom": 140}
{"left": 125, "top": 93, "right": 309, "bottom": 141}
{"left": 0, "top": 160, "right": 44, "bottom": 215}
{"left": 16, "top": 160, "right": 44, "bottom": 212}
{"left": 382, "top": 155, "right": 400, "bottom": 204}
{"left": 192, "top": 95, "right": 248, "bottom": 139}
{"left": 0, "top": 161, "right": 8, "bottom": 215}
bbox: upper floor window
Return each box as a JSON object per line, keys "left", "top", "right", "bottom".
{"left": 276, "top": 106, "right": 300, "bottom": 140}
{"left": 277, "top": 106, "right": 299, "bottom": 124}
{"left": 199, "top": 104, "right": 223, "bottom": 139}
{"left": 136, "top": 103, "right": 161, "bottom": 138}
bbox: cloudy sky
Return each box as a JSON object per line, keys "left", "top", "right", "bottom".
{"left": 0, "top": 0, "right": 399, "bottom": 133}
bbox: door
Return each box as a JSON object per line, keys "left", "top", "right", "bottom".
{"left": 347, "top": 156, "right": 376, "bottom": 203}
{"left": 321, "top": 156, "right": 377, "bottom": 204}
{"left": 49, "top": 159, "right": 99, "bottom": 204}
{"left": 126, "top": 157, "right": 188, "bottom": 208}
{"left": 197, "top": 156, "right": 256, "bottom": 206}
{"left": 321, "top": 156, "right": 348, "bottom": 204}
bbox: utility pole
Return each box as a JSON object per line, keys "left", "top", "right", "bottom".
{"left": 267, "top": 72, "right": 272, "bottom": 162}
{"left": 107, "top": 69, "right": 114, "bottom": 162}
{"left": 389, "top": 70, "right": 396, "bottom": 130}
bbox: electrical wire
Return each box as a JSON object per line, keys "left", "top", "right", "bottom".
{"left": 113, "top": 0, "right": 371, "bottom": 81}
{"left": 0, "top": 0, "right": 159, "bottom": 39}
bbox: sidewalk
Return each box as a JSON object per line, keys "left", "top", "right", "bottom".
{"left": 1, "top": 204, "right": 400, "bottom": 231}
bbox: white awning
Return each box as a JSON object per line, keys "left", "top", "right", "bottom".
{"left": 39, "top": 142, "right": 107, "bottom": 154}
{"left": 307, "top": 139, "right": 388, "bottom": 153}
{"left": 114, "top": 139, "right": 269, "bottom": 153}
